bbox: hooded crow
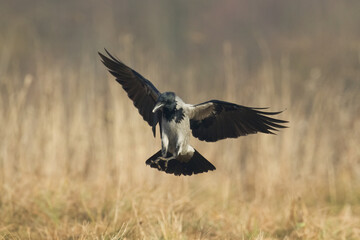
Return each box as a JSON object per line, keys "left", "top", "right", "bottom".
{"left": 99, "top": 49, "right": 288, "bottom": 176}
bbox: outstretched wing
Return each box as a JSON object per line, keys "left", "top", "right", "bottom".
{"left": 188, "top": 100, "right": 288, "bottom": 142}
{"left": 99, "top": 49, "right": 161, "bottom": 135}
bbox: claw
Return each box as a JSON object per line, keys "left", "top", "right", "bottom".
{"left": 150, "top": 154, "right": 176, "bottom": 171}
{"left": 151, "top": 158, "right": 162, "bottom": 170}
{"left": 153, "top": 155, "right": 176, "bottom": 171}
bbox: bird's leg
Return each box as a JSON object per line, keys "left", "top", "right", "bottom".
{"left": 164, "top": 159, "right": 168, "bottom": 169}
{"left": 158, "top": 146, "right": 180, "bottom": 169}
{"left": 150, "top": 135, "right": 172, "bottom": 170}
{"left": 157, "top": 154, "right": 176, "bottom": 161}
{"left": 151, "top": 155, "right": 173, "bottom": 170}
{"left": 161, "top": 148, "right": 167, "bottom": 158}
{"left": 161, "top": 134, "right": 169, "bottom": 157}
{"left": 158, "top": 144, "right": 179, "bottom": 161}
{"left": 152, "top": 158, "right": 162, "bottom": 170}
{"left": 158, "top": 154, "right": 176, "bottom": 170}
{"left": 152, "top": 134, "right": 173, "bottom": 169}
{"left": 151, "top": 154, "right": 175, "bottom": 170}
{"left": 158, "top": 144, "right": 182, "bottom": 169}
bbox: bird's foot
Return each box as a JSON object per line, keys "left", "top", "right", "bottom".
{"left": 157, "top": 156, "right": 176, "bottom": 161}
{"left": 155, "top": 155, "right": 175, "bottom": 170}
{"left": 158, "top": 156, "right": 176, "bottom": 170}
{"left": 151, "top": 158, "right": 162, "bottom": 170}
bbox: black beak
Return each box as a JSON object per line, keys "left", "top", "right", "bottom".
{"left": 152, "top": 102, "right": 164, "bottom": 113}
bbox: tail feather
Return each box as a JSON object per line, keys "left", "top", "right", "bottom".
{"left": 145, "top": 149, "right": 216, "bottom": 176}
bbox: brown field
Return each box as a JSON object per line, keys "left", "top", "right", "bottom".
{"left": 1, "top": 1, "right": 360, "bottom": 239}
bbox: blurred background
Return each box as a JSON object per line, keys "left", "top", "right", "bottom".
{"left": 1, "top": 0, "right": 359, "bottom": 239}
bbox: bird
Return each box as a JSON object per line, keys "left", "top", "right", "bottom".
{"left": 99, "top": 49, "right": 288, "bottom": 176}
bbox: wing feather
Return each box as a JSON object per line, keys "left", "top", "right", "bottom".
{"left": 189, "top": 100, "right": 288, "bottom": 142}
{"left": 99, "top": 50, "right": 161, "bottom": 136}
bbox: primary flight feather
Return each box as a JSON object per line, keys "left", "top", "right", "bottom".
{"left": 99, "top": 49, "right": 288, "bottom": 176}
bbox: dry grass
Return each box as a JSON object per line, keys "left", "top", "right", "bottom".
{"left": 1, "top": 35, "right": 360, "bottom": 239}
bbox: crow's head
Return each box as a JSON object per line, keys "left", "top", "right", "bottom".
{"left": 153, "top": 92, "right": 176, "bottom": 113}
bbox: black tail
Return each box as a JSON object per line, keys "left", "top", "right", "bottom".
{"left": 145, "top": 150, "right": 216, "bottom": 176}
